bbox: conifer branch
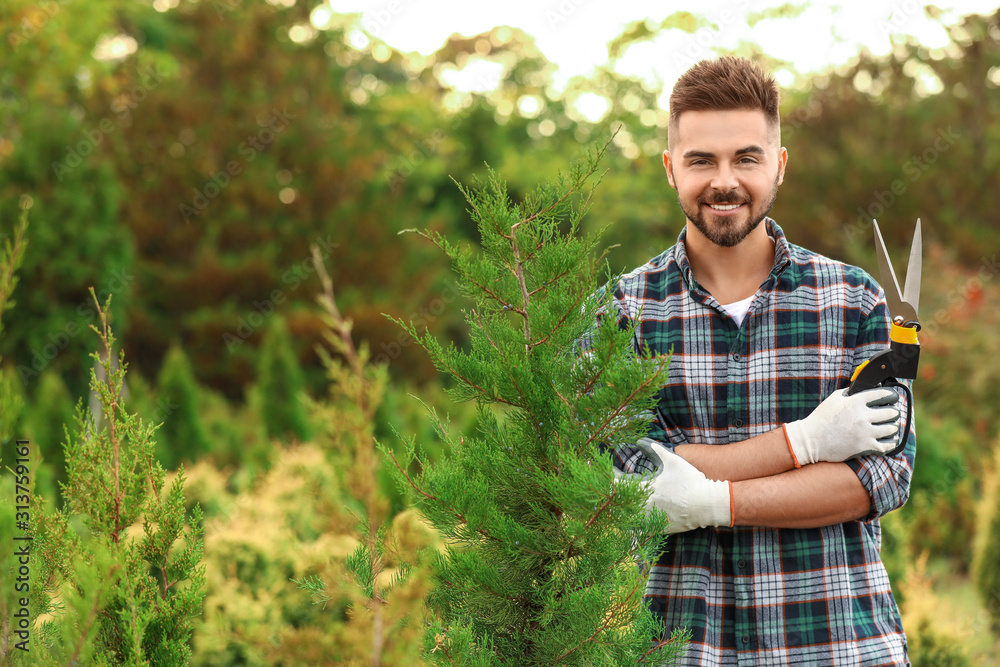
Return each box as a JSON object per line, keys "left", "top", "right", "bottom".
{"left": 517, "top": 168, "right": 596, "bottom": 228}
{"left": 88, "top": 289, "right": 127, "bottom": 543}
{"left": 388, "top": 451, "right": 508, "bottom": 546}
{"left": 550, "top": 571, "right": 647, "bottom": 664}
{"left": 122, "top": 566, "right": 146, "bottom": 664}
{"left": 449, "top": 177, "right": 494, "bottom": 238}
{"left": 389, "top": 451, "right": 438, "bottom": 503}
{"left": 580, "top": 363, "right": 668, "bottom": 451}
{"left": 472, "top": 310, "right": 499, "bottom": 352}
{"left": 160, "top": 550, "right": 172, "bottom": 599}
{"left": 526, "top": 268, "right": 570, "bottom": 297}
{"left": 527, "top": 287, "right": 588, "bottom": 351}
{"left": 638, "top": 634, "right": 686, "bottom": 664}
{"left": 446, "top": 365, "right": 520, "bottom": 407}
{"left": 0, "top": 206, "right": 28, "bottom": 342}
{"left": 312, "top": 246, "right": 360, "bottom": 374}
{"left": 66, "top": 563, "right": 121, "bottom": 667}
{"left": 477, "top": 277, "right": 527, "bottom": 316}
{"left": 577, "top": 349, "right": 614, "bottom": 399}
{"left": 440, "top": 577, "right": 522, "bottom": 604}
{"left": 509, "top": 222, "right": 532, "bottom": 349}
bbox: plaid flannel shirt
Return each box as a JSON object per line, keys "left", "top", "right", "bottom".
{"left": 609, "top": 219, "right": 915, "bottom": 666}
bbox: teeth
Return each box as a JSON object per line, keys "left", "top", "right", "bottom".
{"left": 709, "top": 203, "right": 741, "bottom": 210}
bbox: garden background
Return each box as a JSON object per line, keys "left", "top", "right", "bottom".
{"left": 2, "top": 0, "right": 1000, "bottom": 664}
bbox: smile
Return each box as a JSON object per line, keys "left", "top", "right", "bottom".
{"left": 707, "top": 203, "right": 743, "bottom": 211}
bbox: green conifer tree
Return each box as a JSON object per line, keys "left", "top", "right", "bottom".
{"left": 156, "top": 344, "right": 211, "bottom": 470}
{"left": 386, "top": 139, "right": 687, "bottom": 665}
{"left": 2, "top": 285, "right": 206, "bottom": 665}
{"left": 258, "top": 315, "right": 312, "bottom": 443}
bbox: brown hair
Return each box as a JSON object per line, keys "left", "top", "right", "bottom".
{"left": 668, "top": 56, "right": 780, "bottom": 147}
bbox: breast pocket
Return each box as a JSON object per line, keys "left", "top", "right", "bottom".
{"left": 771, "top": 345, "right": 852, "bottom": 422}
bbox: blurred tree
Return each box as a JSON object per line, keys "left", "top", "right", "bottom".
{"left": 156, "top": 343, "right": 212, "bottom": 469}
{"left": 26, "top": 368, "right": 76, "bottom": 506}
{"left": 972, "top": 434, "right": 1000, "bottom": 634}
{"left": 0, "top": 1, "right": 141, "bottom": 399}
{"left": 899, "top": 553, "right": 973, "bottom": 667}
{"left": 105, "top": 0, "right": 465, "bottom": 397}
{"left": 0, "top": 108, "right": 133, "bottom": 399}
{"left": 258, "top": 315, "right": 311, "bottom": 443}
{"left": 293, "top": 245, "right": 431, "bottom": 665}
{"left": 775, "top": 10, "right": 1000, "bottom": 263}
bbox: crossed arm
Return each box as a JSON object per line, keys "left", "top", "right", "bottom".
{"left": 632, "top": 382, "right": 909, "bottom": 532}
{"left": 673, "top": 432, "right": 871, "bottom": 529}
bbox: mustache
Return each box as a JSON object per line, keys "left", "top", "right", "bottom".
{"left": 700, "top": 192, "right": 751, "bottom": 205}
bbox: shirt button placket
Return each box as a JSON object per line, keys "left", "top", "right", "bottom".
{"left": 734, "top": 545, "right": 754, "bottom": 664}
{"left": 729, "top": 345, "right": 745, "bottom": 436}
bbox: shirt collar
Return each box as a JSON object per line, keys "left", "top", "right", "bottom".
{"left": 673, "top": 217, "right": 793, "bottom": 290}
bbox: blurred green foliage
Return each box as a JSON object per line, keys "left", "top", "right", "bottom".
{"left": 156, "top": 344, "right": 212, "bottom": 469}
{"left": 973, "top": 436, "right": 1000, "bottom": 635}
{"left": 257, "top": 315, "right": 311, "bottom": 443}
{"left": 23, "top": 368, "right": 75, "bottom": 505}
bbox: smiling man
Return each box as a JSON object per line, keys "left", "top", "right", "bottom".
{"left": 606, "top": 57, "right": 915, "bottom": 665}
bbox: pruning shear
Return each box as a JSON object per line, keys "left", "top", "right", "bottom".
{"left": 847, "top": 218, "right": 922, "bottom": 457}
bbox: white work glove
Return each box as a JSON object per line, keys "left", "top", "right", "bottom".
{"left": 783, "top": 387, "right": 900, "bottom": 467}
{"left": 616, "top": 440, "right": 732, "bottom": 534}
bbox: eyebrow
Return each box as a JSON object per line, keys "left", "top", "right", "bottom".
{"left": 682, "top": 145, "right": 767, "bottom": 159}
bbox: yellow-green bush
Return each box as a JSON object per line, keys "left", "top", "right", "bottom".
{"left": 899, "top": 553, "right": 972, "bottom": 667}
{"left": 972, "top": 435, "right": 1000, "bottom": 636}
{"left": 184, "top": 443, "right": 350, "bottom": 665}
{"left": 182, "top": 441, "right": 437, "bottom": 666}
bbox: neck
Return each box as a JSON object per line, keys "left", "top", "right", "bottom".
{"left": 685, "top": 220, "right": 775, "bottom": 305}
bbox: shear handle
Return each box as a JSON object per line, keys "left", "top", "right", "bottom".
{"left": 879, "top": 379, "right": 911, "bottom": 457}
{"left": 847, "top": 348, "right": 895, "bottom": 395}
{"left": 847, "top": 350, "right": 912, "bottom": 457}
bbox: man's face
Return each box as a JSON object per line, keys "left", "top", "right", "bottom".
{"left": 663, "top": 109, "right": 787, "bottom": 248}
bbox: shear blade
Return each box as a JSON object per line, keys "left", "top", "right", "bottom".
{"left": 873, "top": 220, "right": 904, "bottom": 314}
{"left": 902, "top": 218, "right": 921, "bottom": 318}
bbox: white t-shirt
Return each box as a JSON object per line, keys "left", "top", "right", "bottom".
{"left": 720, "top": 294, "right": 755, "bottom": 327}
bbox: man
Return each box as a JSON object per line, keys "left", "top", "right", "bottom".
{"left": 609, "top": 57, "right": 915, "bottom": 665}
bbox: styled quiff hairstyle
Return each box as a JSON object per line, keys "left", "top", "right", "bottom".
{"left": 668, "top": 56, "right": 780, "bottom": 148}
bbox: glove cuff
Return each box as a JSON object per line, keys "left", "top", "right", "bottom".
{"left": 707, "top": 478, "right": 734, "bottom": 529}
{"left": 782, "top": 423, "right": 803, "bottom": 469}
{"left": 727, "top": 480, "right": 735, "bottom": 527}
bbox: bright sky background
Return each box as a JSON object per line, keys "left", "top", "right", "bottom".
{"left": 324, "top": 0, "right": 999, "bottom": 98}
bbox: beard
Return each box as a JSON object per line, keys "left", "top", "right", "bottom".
{"left": 675, "top": 170, "right": 781, "bottom": 248}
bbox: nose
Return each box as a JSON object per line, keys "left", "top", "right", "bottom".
{"left": 709, "top": 163, "right": 739, "bottom": 192}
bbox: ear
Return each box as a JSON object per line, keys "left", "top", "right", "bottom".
{"left": 662, "top": 150, "right": 676, "bottom": 189}
{"left": 776, "top": 146, "right": 788, "bottom": 186}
